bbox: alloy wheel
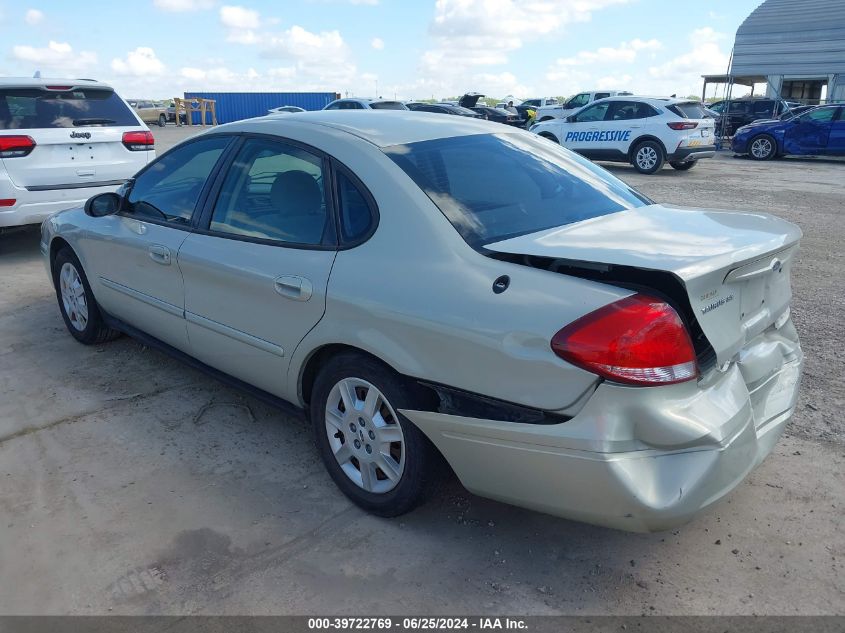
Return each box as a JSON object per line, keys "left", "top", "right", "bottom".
{"left": 751, "top": 137, "right": 773, "bottom": 159}
{"left": 59, "top": 262, "right": 88, "bottom": 332}
{"left": 636, "top": 146, "right": 658, "bottom": 171}
{"left": 324, "top": 377, "right": 406, "bottom": 494}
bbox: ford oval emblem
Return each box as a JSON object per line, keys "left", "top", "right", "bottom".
{"left": 771, "top": 258, "right": 783, "bottom": 273}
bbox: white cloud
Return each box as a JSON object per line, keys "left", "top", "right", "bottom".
{"left": 220, "top": 4, "right": 259, "bottom": 29}
{"left": 263, "top": 25, "right": 356, "bottom": 88}
{"left": 111, "top": 47, "right": 166, "bottom": 76}
{"left": 418, "top": 0, "right": 630, "bottom": 96}
{"left": 153, "top": 0, "right": 214, "bottom": 11}
{"left": 371, "top": 37, "right": 384, "bottom": 50}
{"left": 220, "top": 5, "right": 261, "bottom": 44}
{"left": 25, "top": 8, "right": 44, "bottom": 25}
{"left": 646, "top": 29, "right": 730, "bottom": 96}
{"left": 12, "top": 41, "right": 97, "bottom": 72}
{"left": 549, "top": 38, "right": 662, "bottom": 71}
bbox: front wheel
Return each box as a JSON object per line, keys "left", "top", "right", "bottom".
{"left": 538, "top": 132, "right": 559, "bottom": 144}
{"left": 158, "top": 114, "right": 167, "bottom": 127}
{"left": 52, "top": 248, "right": 121, "bottom": 345}
{"left": 748, "top": 134, "right": 777, "bottom": 160}
{"left": 669, "top": 160, "right": 696, "bottom": 171}
{"left": 631, "top": 140, "right": 665, "bottom": 174}
{"left": 311, "top": 353, "right": 439, "bottom": 516}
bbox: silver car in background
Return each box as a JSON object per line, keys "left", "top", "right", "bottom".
{"left": 40, "top": 112, "right": 803, "bottom": 531}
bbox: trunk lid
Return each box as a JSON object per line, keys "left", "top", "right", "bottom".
{"left": 0, "top": 84, "right": 150, "bottom": 189}
{"left": 459, "top": 92, "right": 484, "bottom": 109}
{"left": 485, "top": 204, "right": 802, "bottom": 365}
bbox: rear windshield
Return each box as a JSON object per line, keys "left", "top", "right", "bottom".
{"left": 384, "top": 133, "right": 650, "bottom": 248}
{"left": 0, "top": 88, "right": 139, "bottom": 130}
{"left": 369, "top": 101, "right": 407, "bottom": 110}
{"left": 669, "top": 102, "right": 709, "bottom": 119}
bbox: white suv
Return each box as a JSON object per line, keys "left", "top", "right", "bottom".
{"left": 0, "top": 78, "right": 155, "bottom": 231}
{"left": 530, "top": 96, "right": 716, "bottom": 174}
{"left": 534, "top": 90, "right": 632, "bottom": 122}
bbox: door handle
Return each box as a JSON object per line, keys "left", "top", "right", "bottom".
{"left": 148, "top": 244, "right": 171, "bottom": 265}
{"left": 274, "top": 275, "right": 313, "bottom": 302}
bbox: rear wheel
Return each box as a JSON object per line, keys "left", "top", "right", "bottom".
{"left": 669, "top": 160, "right": 696, "bottom": 171}
{"left": 748, "top": 134, "right": 777, "bottom": 160}
{"left": 631, "top": 140, "right": 665, "bottom": 174}
{"left": 311, "top": 352, "right": 439, "bottom": 516}
{"left": 52, "top": 248, "right": 120, "bottom": 345}
{"left": 158, "top": 113, "right": 167, "bottom": 127}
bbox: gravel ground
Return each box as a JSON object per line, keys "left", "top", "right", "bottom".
{"left": 0, "top": 126, "right": 842, "bottom": 616}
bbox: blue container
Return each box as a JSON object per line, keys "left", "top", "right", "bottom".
{"left": 182, "top": 91, "right": 340, "bottom": 124}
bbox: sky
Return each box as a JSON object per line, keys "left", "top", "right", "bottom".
{"left": 0, "top": 0, "right": 764, "bottom": 101}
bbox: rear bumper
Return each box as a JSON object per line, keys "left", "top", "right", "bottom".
{"left": 0, "top": 180, "right": 125, "bottom": 228}
{"left": 404, "top": 321, "right": 802, "bottom": 532}
{"left": 669, "top": 145, "right": 717, "bottom": 162}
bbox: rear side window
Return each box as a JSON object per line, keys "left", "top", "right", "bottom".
{"left": 384, "top": 133, "right": 649, "bottom": 248}
{"left": 668, "top": 102, "right": 708, "bottom": 119}
{"left": 607, "top": 101, "right": 659, "bottom": 120}
{"left": 336, "top": 170, "right": 375, "bottom": 243}
{"left": 0, "top": 88, "right": 139, "bottom": 130}
{"left": 209, "top": 138, "right": 329, "bottom": 246}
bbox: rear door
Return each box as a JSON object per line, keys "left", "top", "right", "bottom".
{"left": 783, "top": 106, "right": 837, "bottom": 154}
{"left": 825, "top": 107, "right": 845, "bottom": 154}
{"left": 83, "top": 135, "right": 234, "bottom": 351}
{"left": 0, "top": 85, "right": 152, "bottom": 190}
{"left": 177, "top": 136, "right": 338, "bottom": 397}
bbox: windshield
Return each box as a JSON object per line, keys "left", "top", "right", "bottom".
{"left": 384, "top": 133, "right": 650, "bottom": 248}
{"left": 0, "top": 88, "right": 139, "bottom": 129}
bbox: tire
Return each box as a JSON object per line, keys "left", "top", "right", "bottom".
{"left": 52, "top": 247, "right": 121, "bottom": 345}
{"left": 538, "top": 132, "right": 559, "bottom": 144}
{"left": 631, "top": 140, "right": 665, "bottom": 174}
{"left": 311, "top": 352, "right": 439, "bottom": 517}
{"left": 748, "top": 134, "right": 777, "bottom": 160}
{"left": 669, "top": 160, "right": 696, "bottom": 171}
{"left": 158, "top": 114, "right": 167, "bottom": 127}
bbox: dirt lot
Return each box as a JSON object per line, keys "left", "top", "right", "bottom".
{"left": 0, "top": 125, "right": 842, "bottom": 615}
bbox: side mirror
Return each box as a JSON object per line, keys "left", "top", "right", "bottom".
{"left": 85, "top": 192, "right": 122, "bottom": 217}
{"left": 566, "top": 115, "right": 576, "bottom": 123}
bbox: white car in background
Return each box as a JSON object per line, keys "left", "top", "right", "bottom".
{"left": 534, "top": 90, "right": 632, "bottom": 122}
{"left": 267, "top": 105, "right": 306, "bottom": 114}
{"left": 0, "top": 78, "right": 154, "bottom": 232}
{"left": 530, "top": 96, "right": 716, "bottom": 174}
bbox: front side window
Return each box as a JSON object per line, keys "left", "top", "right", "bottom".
{"left": 574, "top": 102, "right": 610, "bottom": 122}
{"left": 209, "top": 138, "right": 329, "bottom": 246}
{"left": 753, "top": 101, "right": 775, "bottom": 115}
{"left": 0, "top": 87, "right": 139, "bottom": 130}
{"left": 384, "top": 133, "right": 649, "bottom": 248}
{"left": 125, "top": 136, "right": 231, "bottom": 224}
{"left": 799, "top": 107, "right": 837, "bottom": 123}
{"left": 567, "top": 93, "right": 591, "bottom": 109}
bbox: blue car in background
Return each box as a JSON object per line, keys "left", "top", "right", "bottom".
{"left": 732, "top": 104, "right": 845, "bottom": 160}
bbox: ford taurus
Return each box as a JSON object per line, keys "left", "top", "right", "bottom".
{"left": 41, "top": 111, "right": 803, "bottom": 531}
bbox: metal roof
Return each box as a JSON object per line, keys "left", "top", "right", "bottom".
{"left": 731, "top": 0, "right": 845, "bottom": 76}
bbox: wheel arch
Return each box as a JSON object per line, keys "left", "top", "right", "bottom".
{"left": 627, "top": 135, "right": 668, "bottom": 161}
{"left": 49, "top": 237, "right": 74, "bottom": 281}
{"left": 537, "top": 131, "right": 559, "bottom": 143}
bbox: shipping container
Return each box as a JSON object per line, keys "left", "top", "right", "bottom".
{"left": 182, "top": 91, "right": 340, "bottom": 124}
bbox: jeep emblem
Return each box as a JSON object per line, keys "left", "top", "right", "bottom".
{"left": 70, "top": 131, "right": 91, "bottom": 140}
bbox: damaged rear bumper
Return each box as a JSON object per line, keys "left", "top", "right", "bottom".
{"left": 402, "top": 321, "right": 803, "bottom": 532}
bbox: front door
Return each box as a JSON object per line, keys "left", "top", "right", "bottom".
{"left": 560, "top": 101, "right": 612, "bottom": 158}
{"left": 86, "top": 135, "right": 232, "bottom": 350}
{"left": 783, "top": 106, "right": 837, "bottom": 154}
{"left": 178, "top": 136, "right": 337, "bottom": 398}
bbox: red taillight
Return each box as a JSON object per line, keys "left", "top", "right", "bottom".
{"left": 122, "top": 131, "right": 155, "bottom": 151}
{"left": 667, "top": 121, "right": 698, "bottom": 130}
{"left": 551, "top": 294, "right": 698, "bottom": 386}
{"left": 0, "top": 135, "right": 36, "bottom": 158}
{"left": 0, "top": 199, "right": 16, "bottom": 207}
